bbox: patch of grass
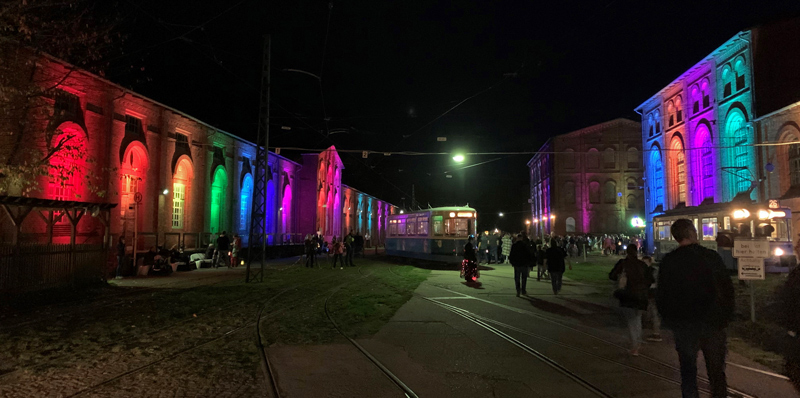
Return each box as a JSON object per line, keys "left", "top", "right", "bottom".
{"left": 564, "top": 254, "right": 620, "bottom": 286}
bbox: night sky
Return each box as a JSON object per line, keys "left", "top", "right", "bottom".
{"left": 108, "top": 0, "right": 800, "bottom": 231}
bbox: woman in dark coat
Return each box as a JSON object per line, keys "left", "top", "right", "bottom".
{"left": 609, "top": 244, "right": 653, "bottom": 356}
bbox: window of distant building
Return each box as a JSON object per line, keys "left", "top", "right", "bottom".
{"left": 627, "top": 147, "right": 640, "bottom": 169}
{"left": 670, "top": 136, "right": 686, "bottom": 205}
{"left": 587, "top": 148, "right": 599, "bottom": 169}
{"left": 648, "top": 114, "right": 655, "bottom": 137}
{"left": 675, "top": 96, "right": 683, "bottom": 123}
{"left": 650, "top": 144, "right": 664, "bottom": 210}
{"left": 627, "top": 177, "right": 637, "bottom": 190}
{"left": 627, "top": 194, "right": 636, "bottom": 209}
{"left": 722, "top": 65, "right": 732, "bottom": 98}
{"left": 589, "top": 181, "right": 600, "bottom": 204}
{"left": 564, "top": 181, "right": 576, "bottom": 204}
{"left": 701, "top": 79, "right": 710, "bottom": 109}
{"left": 603, "top": 148, "right": 615, "bottom": 168}
{"left": 604, "top": 180, "right": 617, "bottom": 204}
{"left": 563, "top": 148, "right": 575, "bottom": 168}
{"left": 667, "top": 101, "right": 675, "bottom": 127}
{"left": 734, "top": 56, "right": 746, "bottom": 92}
{"left": 790, "top": 143, "right": 800, "bottom": 187}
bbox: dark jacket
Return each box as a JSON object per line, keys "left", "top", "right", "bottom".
{"left": 545, "top": 246, "right": 567, "bottom": 273}
{"left": 216, "top": 235, "right": 230, "bottom": 251}
{"left": 463, "top": 242, "right": 477, "bottom": 262}
{"left": 609, "top": 256, "right": 652, "bottom": 310}
{"left": 509, "top": 241, "right": 532, "bottom": 267}
{"left": 657, "top": 243, "right": 735, "bottom": 329}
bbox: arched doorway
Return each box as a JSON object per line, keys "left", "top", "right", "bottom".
{"left": 281, "top": 183, "right": 292, "bottom": 236}
{"left": 120, "top": 142, "right": 149, "bottom": 237}
{"left": 210, "top": 166, "right": 227, "bottom": 234}
{"left": 239, "top": 173, "right": 253, "bottom": 236}
{"left": 266, "top": 178, "right": 275, "bottom": 244}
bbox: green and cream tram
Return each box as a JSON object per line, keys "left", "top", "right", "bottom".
{"left": 385, "top": 206, "right": 477, "bottom": 263}
{"left": 653, "top": 202, "right": 795, "bottom": 271}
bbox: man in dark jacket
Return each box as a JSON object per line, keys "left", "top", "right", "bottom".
{"left": 215, "top": 231, "right": 231, "bottom": 269}
{"left": 657, "top": 219, "right": 734, "bottom": 398}
{"left": 509, "top": 234, "right": 532, "bottom": 297}
{"left": 544, "top": 244, "right": 569, "bottom": 294}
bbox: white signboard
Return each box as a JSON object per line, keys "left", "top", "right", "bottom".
{"left": 738, "top": 257, "right": 765, "bottom": 280}
{"left": 733, "top": 240, "right": 770, "bottom": 258}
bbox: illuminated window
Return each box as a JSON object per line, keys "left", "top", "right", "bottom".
{"left": 728, "top": 112, "right": 750, "bottom": 194}
{"left": 722, "top": 66, "right": 732, "bottom": 98}
{"left": 565, "top": 217, "right": 576, "bottom": 233}
{"left": 418, "top": 218, "right": 429, "bottom": 235}
{"left": 240, "top": 174, "right": 253, "bottom": 233}
{"left": 667, "top": 101, "right": 675, "bottom": 127}
{"left": 172, "top": 183, "right": 185, "bottom": 229}
{"left": 650, "top": 145, "right": 664, "bottom": 209}
{"left": 699, "top": 132, "right": 714, "bottom": 201}
{"left": 603, "top": 148, "right": 615, "bottom": 168}
{"left": 407, "top": 217, "right": 416, "bottom": 235}
{"left": 702, "top": 218, "right": 718, "bottom": 240}
{"left": 670, "top": 138, "right": 686, "bottom": 204}
{"left": 648, "top": 114, "right": 655, "bottom": 137}
{"left": 125, "top": 115, "right": 144, "bottom": 136}
{"left": 692, "top": 86, "right": 700, "bottom": 114}
{"left": 675, "top": 96, "right": 683, "bottom": 123}
{"left": 589, "top": 181, "right": 600, "bottom": 204}
{"left": 210, "top": 167, "right": 228, "bottom": 234}
{"left": 655, "top": 111, "right": 661, "bottom": 134}
{"left": 433, "top": 216, "right": 443, "bottom": 235}
{"left": 398, "top": 219, "right": 406, "bottom": 236}
{"left": 657, "top": 221, "right": 673, "bottom": 240}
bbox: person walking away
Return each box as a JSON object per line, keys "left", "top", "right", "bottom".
{"left": 304, "top": 234, "right": 315, "bottom": 268}
{"left": 476, "top": 232, "right": 484, "bottom": 264}
{"left": 461, "top": 235, "right": 479, "bottom": 283}
{"left": 502, "top": 233, "right": 512, "bottom": 264}
{"left": 544, "top": 244, "right": 569, "bottom": 294}
{"left": 115, "top": 236, "right": 126, "bottom": 279}
{"left": 609, "top": 245, "right": 653, "bottom": 356}
{"left": 642, "top": 256, "right": 662, "bottom": 342}
{"left": 344, "top": 231, "right": 355, "bottom": 267}
{"left": 657, "top": 219, "right": 734, "bottom": 398}
{"left": 231, "top": 234, "right": 241, "bottom": 267}
{"left": 215, "top": 231, "right": 231, "bottom": 269}
{"left": 487, "top": 232, "right": 498, "bottom": 264}
{"left": 331, "top": 237, "right": 344, "bottom": 269}
{"left": 509, "top": 234, "right": 532, "bottom": 297}
{"left": 355, "top": 231, "right": 364, "bottom": 257}
{"left": 536, "top": 244, "right": 547, "bottom": 281}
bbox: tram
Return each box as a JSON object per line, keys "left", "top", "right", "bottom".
{"left": 385, "top": 206, "right": 477, "bottom": 263}
{"left": 652, "top": 202, "right": 795, "bottom": 272}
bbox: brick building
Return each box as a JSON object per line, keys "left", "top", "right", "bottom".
{"left": 528, "top": 118, "right": 644, "bottom": 236}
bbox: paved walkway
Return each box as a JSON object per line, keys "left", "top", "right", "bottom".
{"left": 347, "top": 263, "right": 797, "bottom": 398}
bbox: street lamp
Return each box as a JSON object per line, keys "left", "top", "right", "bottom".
{"left": 452, "top": 154, "right": 465, "bottom": 163}
{"left": 498, "top": 212, "right": 504, "bottom": 217}
{"left": 525, "top": 220, "right": 531, "bottom": 225}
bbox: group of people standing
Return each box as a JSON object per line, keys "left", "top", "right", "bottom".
{"left": 304, "top": 230, "right": 367, "bottom": 269}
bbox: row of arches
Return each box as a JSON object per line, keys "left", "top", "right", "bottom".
{"left": 562, "top": 147, "right": 641, "bottom": 169}
{"left": 562, "top": 179, "right": 638, "bottom": 208}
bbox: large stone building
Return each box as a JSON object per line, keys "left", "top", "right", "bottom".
{"left": 635, "top": 17, "right": 800, "bottom": 252}
{"left": 528, "top": 118, "right": 644, "bottom": 236}
{"left": 0, "top": 52, "right": 396, "bottom": 254}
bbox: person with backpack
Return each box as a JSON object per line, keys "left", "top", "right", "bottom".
{"left": 609, "top": 244, "right": 653, "bottom": 356}
{"left": 657, "top": 219, "right": 735, "bottom": 398}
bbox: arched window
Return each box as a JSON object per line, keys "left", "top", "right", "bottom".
{"left": 589, "top": 181, "right": 600, "bottom": 204}
{"left": 722, "top": 65, "right": 733, "bottom": 98}
{"left": 240, "top": 173, "right": 253, "bottom": 234}
{"left": 587, "top": 148, "right": 599, "bottom": 169}
{"left": 654, "top": 111, "right": 662, "bottom": 135}
{"left": 210, "top": 167, "right": 228, "bottom": 234}
{"left": 667, "top": 101, "right": 676, "bottom": 127}
{"left": 648, "top": 114, "right": 654, "bottom": 137}
{"left": 627, "top": 194, "right": 637, "bottom": 209}
{"left": 670, "top": 137, "right": 686, "bottom": 204}
{"left": 691, "top": 85, "right": 701, "bottom": 114}
{"left": 696, "top": 124, "right": 714, "bottom": 202}
{"left": 564, "top": 181, "right": 576, "bottom": 205}
{"left": 675, "top": 96, "right": 683, "bottom": 123}
{"left": 701, "top": 79, "right": 711, "bottom": 109}
{"left": 565, "top": 217, "right": 576, "bottom": 233}
{"left": 604, "top": 180, "right": 617, "bottom": 203}
{"left": 734, "top": 56, "right": 746, "bottom": 92}
{"left": 627, "top": 147, "right": 640, "bottom": 169}
{"left": 604, "top": 148, "right": 616, "bottom": 168}
{"left": 563, "top": 148, "right": 575, "bottom": 168}
{"left": 49, "top": 123, "right": 87, "bottom": 201}
{"left": 650, "top": 145, "right": 664, "bottom": 209}
{"left": 726, "top": 110, "right": 749, "bottom": 194}
{"left": 790, "top": 143, "right": 800, "bottom": 187}
{"left": 173, "top": 158, "right": 193, "bottom": 229}
{"left": 626, "top": 177, "right": 637, "bottom": 190}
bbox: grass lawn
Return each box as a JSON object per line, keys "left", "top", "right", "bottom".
{"left": 565, "top": 253, "right": 620, "bottom": 287}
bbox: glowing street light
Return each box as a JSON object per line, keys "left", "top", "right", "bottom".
{"left": 162, "top": 188, "right": 169, "bottom": 195}
{"left": 498, "top": 212, "right": 504, "bottom": 217}
{"left": 525, "top": 220, "right": 531, "bottom": 225}
{"left": 452, "top": 154, "right": 465, "bottom": 163}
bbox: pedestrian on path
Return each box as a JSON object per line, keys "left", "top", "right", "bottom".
{"left": 643, "top": 255, "right": 662, "bottom": 342}
{"left": 115, "top": 236, "right": 126, "bottom": 279}
{"left": 331, "top": 237, "right": 344, "bottom": 269}
{"left": 536, "top": 244, "right": 547, "bottom": 281}
{"left": 502, "top": 233, "right": 512, "bottom": 264}
{"left": 544, "top": 244, "right": 569, "bottom": 294}
{"left": 657, "top": 219, "right": 734, "bottom": 398}
{"left": 344, "top": 231, "right": 355, "bottom": 267}
{"left": 609, "top": 244, "right": 652, "bottom": 356}
{"left": 509, "top": 234, "right": 532, "bottom": 297}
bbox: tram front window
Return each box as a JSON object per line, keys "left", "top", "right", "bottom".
{"left": 446, "top": 218, "right": 469, "bottom": 236}
{"left": 701, "top": 218, "right": 718, "bottom": 241}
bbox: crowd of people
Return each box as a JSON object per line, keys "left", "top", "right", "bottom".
{"left": 303, "top": 230, "right": 368, "bottom": 269}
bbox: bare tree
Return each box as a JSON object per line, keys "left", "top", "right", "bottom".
{"left": 0, "top": 0, "right": 120, "bottom": 197}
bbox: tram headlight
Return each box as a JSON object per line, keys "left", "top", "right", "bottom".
{"left": 733, "top": 209, "right": 750, "bottom": 220}
{"left": 775, "top": 247, "right": 785, "bottom": 256}
{"left": 758, "top": 210, "right": 770, "bottom": 220}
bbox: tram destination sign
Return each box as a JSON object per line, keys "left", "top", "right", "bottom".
{"left": 733, "top": 239, "right": 769, "bottom": 258}
{"left": 738, "top": 257, "right": 765, "bottom": 280}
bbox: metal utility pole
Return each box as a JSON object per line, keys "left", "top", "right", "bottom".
{"left": 247, "top": 35, "right": 271, "bottom": 283}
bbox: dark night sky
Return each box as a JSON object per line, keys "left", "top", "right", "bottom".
{"left": 108, "top": 0, "right": 800, "bottom": 231}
